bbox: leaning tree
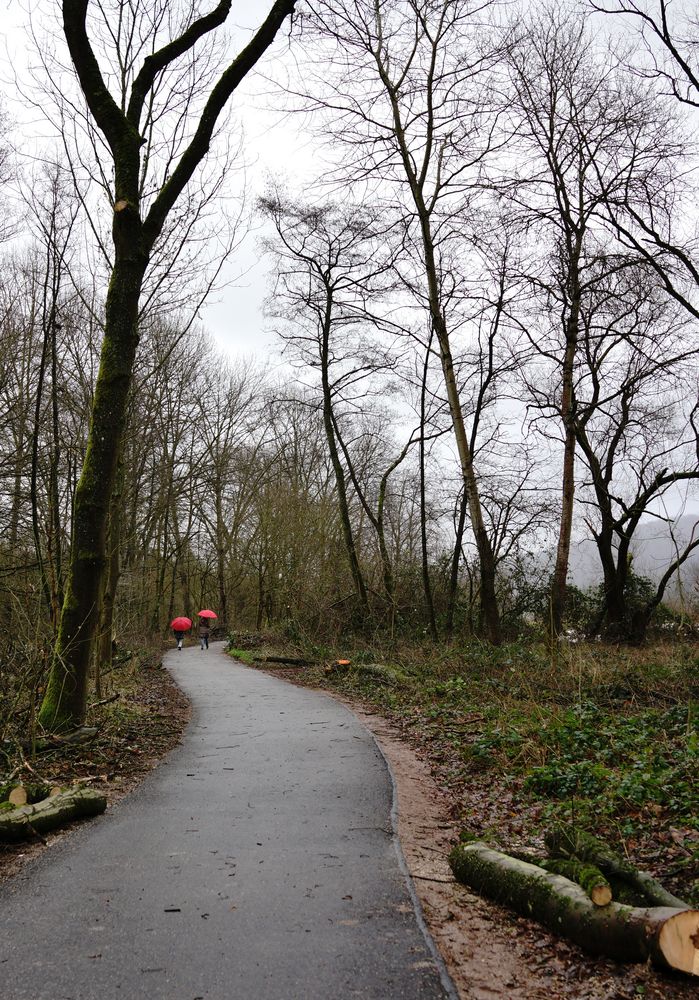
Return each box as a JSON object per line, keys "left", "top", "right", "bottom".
{"left": 38, "top": 0, "right": 297, "bottom": 732}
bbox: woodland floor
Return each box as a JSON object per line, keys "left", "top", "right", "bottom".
{"left": 0, "top": 659, "right": 190, "bottom": 881}
{"left": 258, "top": 661, "right": 699, "bottom": 1000}
{"left": 2, "top": 650, "right": 697, "bottom": 999}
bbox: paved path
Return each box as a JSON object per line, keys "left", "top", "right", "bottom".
{"left": 0, "top": 643, "right": 455, "bottom": 1000}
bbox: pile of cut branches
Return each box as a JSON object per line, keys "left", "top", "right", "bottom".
{"left": 450, "top": 823, "right": 699, "bottom": 976}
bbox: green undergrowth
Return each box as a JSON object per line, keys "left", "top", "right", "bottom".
{"left": 229, "top": 631, "right": 699, "bottom": 903}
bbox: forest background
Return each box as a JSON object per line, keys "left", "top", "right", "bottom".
{"left": 2, "top": 0, "right": 699, "bottom": 915}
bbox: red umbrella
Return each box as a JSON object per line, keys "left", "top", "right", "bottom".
{"left": 197, "top": 609, "right": 218, "bottom": 619}
{"left": 170, "top": 616, "right": 192, "bottom": 631}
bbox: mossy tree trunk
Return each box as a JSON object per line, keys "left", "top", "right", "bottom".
{"left": 38, "top": 0, "right": 297, "bottom": 731}
{"left": 96, "top": 456, "right": 124, "bottom": 693}
{"left": 39, "top": 210, "right": 147, "bottom": 730}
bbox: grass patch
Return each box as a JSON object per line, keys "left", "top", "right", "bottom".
{"left": 227, "top": 647, "right": 255, "bottom": 665}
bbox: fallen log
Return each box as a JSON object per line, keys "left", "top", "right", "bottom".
{"left": 0, "top": 787, "right": 107, "bottom": 843}
{"left": 356, "top": 663, "right": 405, "bottom": 686}
{"left": 507, "top": 851, "right": 612, "bottom": 905}
{"left": 252, "top": 655, "right": 317, "bottom": 667}
{"left": 449, "top": 841, "right": 699, "bottom": 975}
{"left": 545, "top": 823, "right": 687, "bottom": 908}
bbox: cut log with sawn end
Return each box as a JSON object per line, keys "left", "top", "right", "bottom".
{"left": 0, "top": 787, "right": 107, "bottom": 843}
{"left": 539, "top": 858, "right": 612, "bottom": 906}
{"left": 449, "top": 841, "right": 699, "bottom": 976}
{"left": 545, "top": 823, "right": 688, "bottom": 908}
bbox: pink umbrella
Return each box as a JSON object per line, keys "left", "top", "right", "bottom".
{"left": 197, "top": 609, "right": 218, "bottom": 619}
{"left": 170, "top": 616, "right": 192, "bottom": 631}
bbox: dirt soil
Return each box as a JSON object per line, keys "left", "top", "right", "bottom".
{"left": 261, "top": 665, "right": 698, "bottom": 1000}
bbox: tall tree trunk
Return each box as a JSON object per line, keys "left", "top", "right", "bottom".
{"left": 446, "top": 489, "right": 468, "bottom": 638}
{"left": 39, "top": 233, "right": 147, "bottom": 731}
{"left": 150, "top": 500, "right": 170, "bottom": 631}
{"left": 31, "top": 302, "right": 60, "bottom": 629}
{"left": 215, "top": 486, "right": 228, "bottom": 628}
{"left": 169, "top": 498, "right": 193, "bottom": 620}
{"left": 415, "top": 198, "right": 499, "bottom": 641}
{"left": 436, "top": 320, "right": 501, "bottom": 644}
{"left": 551, "top": 422, "right": 576, "bottom": 637}
{"left": 419, "top": 334, "right": 438, "bottom": 641}
{"left": 380, "top": 64, "right": 501, "bottom": 644}
{"left": 96, "top": 457, "right": 124, "bottom": 694}
{"left": 550, "top": 247, "right": 582, "bottom": 637}
{"left": 45, "top": 305, "right": 66, "bottom": 624}
{"left": 8, "top": 409, "right": 27, "bottom": 556}
{"left": 320, "top": 287, "right": 369, "bottom": 615}
{"left": 166, "top": 559, "right": 177, "bottom": 628}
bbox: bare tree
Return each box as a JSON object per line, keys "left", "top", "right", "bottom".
{"left": 194, "top": 359, "right": 264, "bottom": 630}
{"left": 24, "top": 161, "right": 81, "bottom": 631}
{"left": 300, "top": 0, "right": 507, "bottom": 642}
{"left": 592, "top": 0, "right": 699, "bottom": 107}
{"left": 38, "top": 0, "right": 297, "bottom": 732}
{"left": 572, "top": 265, "right": 699, "bottom": 641}
{"left": 589, "top": 1, "right": 699, "bottom": 321}
{"left": 261, "top": 191, "right": 400, "bottom": 618}
{"left": 503, "top": 8, "right": 673, "bottom": 635}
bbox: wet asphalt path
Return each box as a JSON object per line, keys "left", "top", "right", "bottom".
{"left": 0, "top": 642, "right": 454, "bottom": 1000}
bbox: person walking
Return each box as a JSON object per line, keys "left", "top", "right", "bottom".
{"left": 199, "top": 617, "right": 210, "bottom": 651}
{"left": 170, "top": 617, "right": 192, "bottom": 650}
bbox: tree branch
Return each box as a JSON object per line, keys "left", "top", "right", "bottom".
{"left": 143, "top": 0, "right": 297, "bottom": 249}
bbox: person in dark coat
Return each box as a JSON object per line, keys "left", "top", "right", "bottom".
{"left": 174, "top": 630, "right": 185, "bottom": 650}
{"left": 198, "top": 618, "right": 210, "bottom": 650}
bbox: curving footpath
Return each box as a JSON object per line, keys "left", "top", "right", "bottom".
{"left": 0, "top": 642, "right": 456, "bottom": 1000}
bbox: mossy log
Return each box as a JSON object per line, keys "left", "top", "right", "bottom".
{"left": 0, "top": 787, "right": 107, "bottom": 842}
{"left": 449, "top": 842, "right": 699, "bottom": 975}
{"left": 539, "top": 859, "right": 612, "bottom": 906}
{"left": 252, "top": 656, "right": 316, "bottom": 667}
{"left": 545, "top": 823, "right": 687, "bottom": 908}
{"left": 356, "top": 663, "right": 405, "bottom": 686}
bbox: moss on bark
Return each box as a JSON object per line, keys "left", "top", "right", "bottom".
{"left": 449, "top": 841, "right": 698, "bottom": 971}
{"left": 0, "top": 787, "right": 107, "bottom": 842}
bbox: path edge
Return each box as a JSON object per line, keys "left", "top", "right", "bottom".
{"left": 362, "top": 725, "right": 460, "bottom": 1000}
